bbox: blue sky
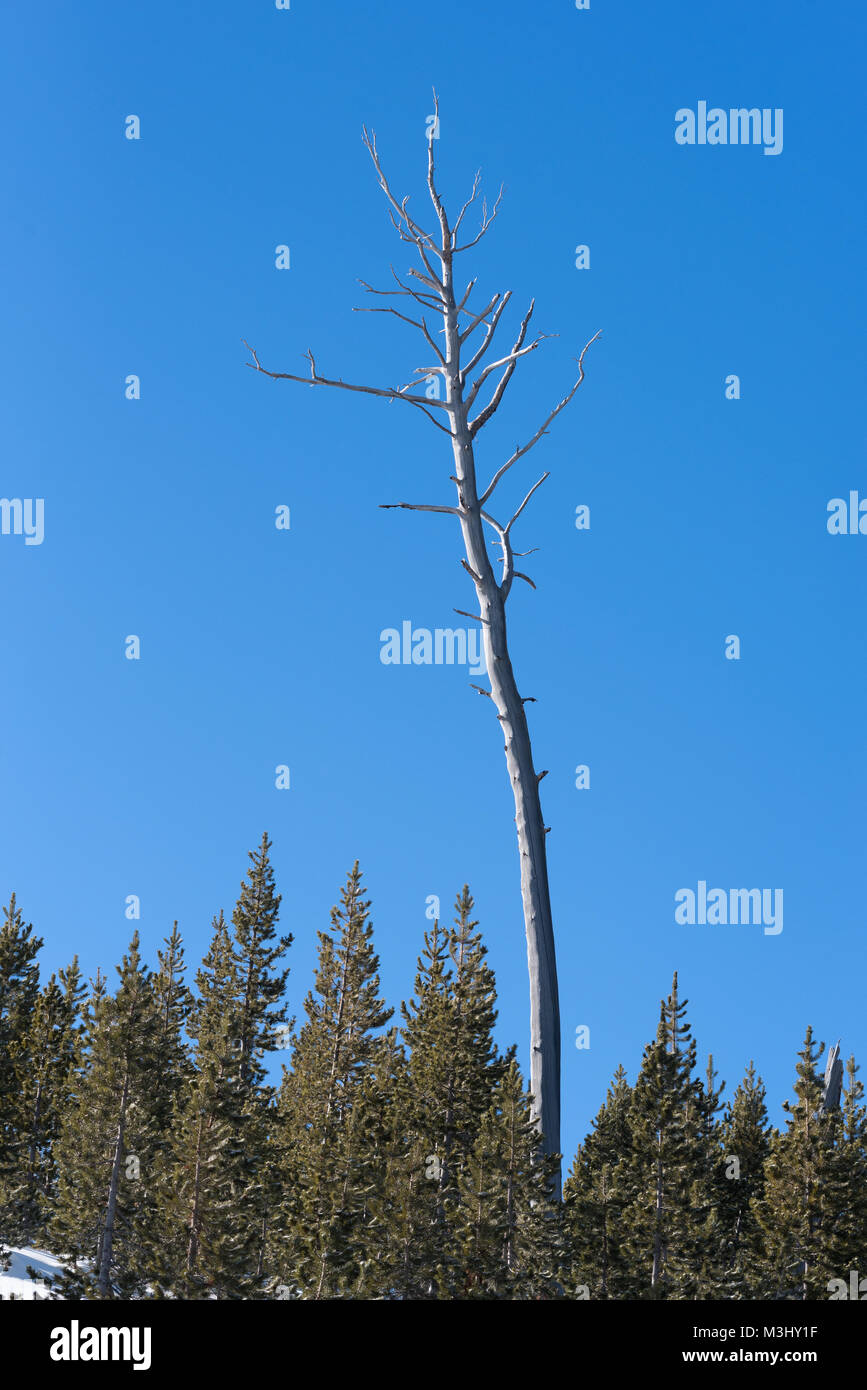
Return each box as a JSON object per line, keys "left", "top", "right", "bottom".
{"left": 1, "top": 1, "right": 864, "bottom": 1162}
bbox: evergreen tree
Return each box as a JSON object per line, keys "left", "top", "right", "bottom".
{"left": 167, "top": 836, "right": 291, "bottom": 1298}
{"left": 0, "top": 895, "right": 43, "bottom": 1256}
{"left": 229, "top": 834, "right": 291, "bottom": 1290}
{"left": 349, "top": 1023, "right": 411, "bottom": 1298}
{"left": 273, "top": 863, "right": 392, "bottom": 1298}
{"left": 754, "top": 1029, "right": 867, "bottom": 1299}
{"left": 615, "top": 974, "right": 714, "bottom": 1298}
{"left": 48, "top": 936, "right": 165, "bottom": 1298}
{"left": 230, "top": 834, "right": 291, "bottom": 1089}
{"left": 457, "top": 1057, "right": 565, "bottom": 1298}
{"left": 688, "top": 1053, "right": 727, "bottom": 1298}
{"left": 837, "top": 1055, "right": 867, "bottom": 1276}
{"left": 7, "top": 959, "right": 85, "bottom": 1244}
{"left": 129, "top": 923, "right": 193, "bottom": 1294}
{"left": 390, "top": 888, "right": 504, "bottom": 1299}
{"left": 152, "top": 923, "right": 193, "bottom": 1122}
{"left": 712, "top": 1061, "right": 771, "bottom": 1296}
{"left": 165, "top": 912, "right": 258, "bottom": 1298}
{"left": 563, "top": 1064, "right": 632, "bottom": 1299}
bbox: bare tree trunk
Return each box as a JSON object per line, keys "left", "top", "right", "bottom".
{"left": 445, "top": 328, "right": 561, "bottom": 1168}
{"left": 245, "top": 97, "right": 599, "bottom": 1187}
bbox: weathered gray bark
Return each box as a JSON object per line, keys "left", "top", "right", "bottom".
{"left": 817, "top": 1040, "right": 843, "bottom": 1115}
{"left": 446, "top": 366, "right": 562, "bottom": 1174}
{"left": 245, "top": 99, "right": 598, "bottom": 1186}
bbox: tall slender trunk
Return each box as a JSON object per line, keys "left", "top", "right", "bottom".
{"left": 441, "top": 262, "right": 561, "bottom": 1179}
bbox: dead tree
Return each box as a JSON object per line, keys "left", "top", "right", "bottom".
{"left": 245, "top": 98, "right": 599, "bottom": 1182}
{"left": 817, "top": 1041, "right": 843, "bottom": 1115}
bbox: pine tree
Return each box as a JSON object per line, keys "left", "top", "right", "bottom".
{"left": 688, "top": 1052, "right": 727, "bottom": 1298}
{"left": 127, "top": 924, "right": 193, "bottom": 1294}
{"left": 166, "top": 836, "right": 291, "bottom": 1298}
{"left": 615, "top": 974, "right": 713, "bottom": 1298}
{"left": 0, "top": 894, "right": 43, "bottom": 1256}
{"left": 349, "top": 1023, "right": 411, "bottom": 1298}
{"left": 712, "top": 1061, "right": 771, "bottom": 1296}
{"left": 229, "top": 834, "right": 291, "bottom": 1290}
{"left": 754, "top": 1028, "right": 867, "bottom": 1299}
{"left": 165, "top": 912, "right": 257, "bottom": 1298}
{"left": 563, "top": 1064, "right": 632, "bottom": 1299}
{"left": 152, "top": 923, "right": 193, "bottom": 1121}
{"left": 273, "top": 863, "right": 392, "bottom": 1298}
{"left": 230, "top": 834, "right": 291, "bottom": 1089}
{"left": 390, "top": 888, "right": 504, "bottom": 1299}
{"left": 48, "top": 936, "right": 165, "bottom": 1298}
{"left": 837, "top": 1055, "right": 867, "bottom": 1281}
{"left": 7, "top": 959, "right": 85, "bottom": 1245}
{"left": 457, "top": 1057, "right": 564, "bottom": 1298}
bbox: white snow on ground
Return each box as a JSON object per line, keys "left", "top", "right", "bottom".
{"left": 0, "top": 1247, "right": 62, "bottom": 1299}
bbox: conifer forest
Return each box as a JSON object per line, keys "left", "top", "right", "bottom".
{"left": 1, "top": 842, "right": 864, "bottom": 1302}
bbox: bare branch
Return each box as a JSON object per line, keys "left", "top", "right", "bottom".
{"left": 469, "top": 301, "right": 538, "bottom": 433}
{"left": 379, "top": 501, "right": 460, "bottom": 515}
{"left": 407, "top": 403, "right": 455, "bottom": 435}
{"left": 454, "top": 183, "right": 506, "bottom": 253}
{"left": 480, "top": 508, "right": 507, "bottom": 543}
{"left": 451, "top": 170, "right": 482, "bottom": 245}
{"left": 355, "top": 278, "right": 445, "bottom": 370}
{"left": 506, "top": 472, "right": 550, "bottom": 534}
{"left": 388, "top": 377, "right": 454, "bottom": 434}
{"left": 456, "top": 278, "right": 478, "bottom": 313}
{"left": 425, "top": 91, "right": 451, "bottom": 255}
{"left": 357, "top": 276, "right": 434, "bottom": 308}
{"left": 386, "top": 207, "right": 444, "bottom": 289}
{"left": 418, "top": 316, "right": 445, "bottom": 365}
{"left": 466, "top": 335, "right": 554, "bottom": 408}
{"left": 459, "top": 292, "right": 502, "bottom": 346}
{"left": 513, "top": 571, "right": 537, "bottom": 590}
{"left": 478, "top": 330, "right": 602, "bottom": 505}
{"left": 353, "top": 303, "right": 425, "bottom": 332}
{"left": 407, "top": 267, "right": 445, "bottom": 296}
{"left": 243, "top": 342, "right": 451, "bottom": 426}
{"left": 461, "top": 291, "right": 513, "bottom": 379}
{"left": 480, "top": 508, "right": 516, "bottom": 601}
{"left": 362, "top": 124, "right": 438, "bottom": 254}
{"left": 388, "top": 265, "right": 443, "bottom": 310}
{"left": 454, "top": 608, "right": 489, "bottom": 625}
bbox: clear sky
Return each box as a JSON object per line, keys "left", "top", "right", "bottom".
{"left": 1, "top": 1, "right": 864, "bottom": 1163}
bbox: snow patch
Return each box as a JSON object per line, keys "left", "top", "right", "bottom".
{"left": 0, "top": 1247, "right": 63, "bottom": 1300}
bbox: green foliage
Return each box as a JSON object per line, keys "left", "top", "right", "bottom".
{"left": 753, "top": 1029, "right": 867, "bottom": 1299}
{"left": 48, "top": 935, "right": 167, "bottom": 1298}
{"left": 272, "top": 863, "right": 392, "bottom": 1299}
{"left": 563, "top": 1064, "right": 632, "bottom": 1298}
{"left": 457, "top": 1058, "right": 565, "bottom": 1298}
{"left": 2, "top": 849, "right": 864, "bottom": 1302}
{"left": 0, "top": 895, "right": 43, "bottom": 1255}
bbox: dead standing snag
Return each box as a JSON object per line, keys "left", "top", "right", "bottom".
{"left": 245, "top": 97, "right": 600, "bottom": 1189}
